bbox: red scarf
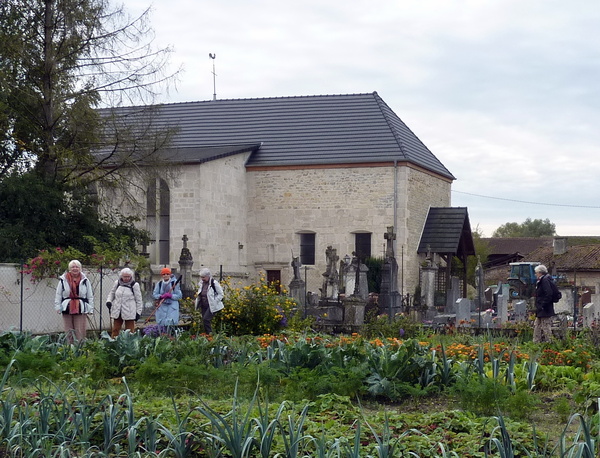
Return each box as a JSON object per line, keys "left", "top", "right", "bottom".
{"left": 66, "top": 272, "right": 81, "bottom": 314}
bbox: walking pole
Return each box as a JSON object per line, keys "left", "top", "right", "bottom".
{"left": 144, "top": 275, "right": 182, "bottom": 325}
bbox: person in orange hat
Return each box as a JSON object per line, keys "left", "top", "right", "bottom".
{"left": 152, "top": 267, "right": 182, "bottom": 327}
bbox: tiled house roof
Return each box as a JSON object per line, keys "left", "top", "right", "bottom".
{"left": 523, "top": 245, "right": 600, "bottom": 271}
{"left": 482, "top": 237, "right": 554, "bottom": 256}
{"left": 107, "top": 92, "right": 455, "bottom": 179}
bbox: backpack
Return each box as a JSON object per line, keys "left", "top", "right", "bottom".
{"left": 548, "top": 276, "right": 562, "bottom": 303}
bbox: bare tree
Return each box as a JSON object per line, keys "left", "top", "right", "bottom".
{"left": 0, "top": 0, "right": 180, "bottom": 185}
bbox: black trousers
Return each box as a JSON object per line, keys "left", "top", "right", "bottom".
{"left": 200, "top": 302, "right": 214, "bottom": 334}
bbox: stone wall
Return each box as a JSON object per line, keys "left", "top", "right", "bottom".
{"left": 247, "top": 164, "right": 451, "bottom": 293}
{"left": 405, "top": 167, "right": 452, "bottom": 296}
{"left": 170, "top": 154, "right": 251, "bottom": 273}
{"left": 99, "top": 158, "right": 451, "bottom": 293}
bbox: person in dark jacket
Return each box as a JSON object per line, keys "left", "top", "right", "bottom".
{"left": 534, "top": 264, "right": 555, "bottom": 343}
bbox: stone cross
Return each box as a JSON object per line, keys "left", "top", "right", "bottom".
{"left": 180, "top": 234, "right": 192, "bottom": 261}
{"left": 178, "top": 234, "right": 194, "bottom": 298}
{"left": 384, "top": 226, "right": 396, "bottom": 258}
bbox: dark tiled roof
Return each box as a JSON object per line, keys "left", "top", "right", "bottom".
{"left": 481, "top": 237, "right": 554, "bottom": 256}
{"left": 164, "top": 144, "right": 261, "bottom": 164}
{"left": 522, "top": 245, "right": 600, "bottom": 271}
{"left": 105, "top": 92, "right": 454, "bottom": 179}
{"left": 418, "top": 207, "right": 475, "bottom": 256}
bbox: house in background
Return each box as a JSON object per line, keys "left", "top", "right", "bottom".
{"left": 523, "top": 237, "right": 600, "bottom": 294}
{"left": 100, "top": 92, "right": 463, "bottom": 299}
{"left": 482, "top": 237, "right": 554, "bottom": 268}
{"left": 482, "top": 236, "right": 600, "bottom": 289}
{"left": 482, "top": 237, "right": 554, "bottom": 285}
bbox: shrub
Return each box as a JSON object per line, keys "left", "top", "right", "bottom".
{"left": 213, "top": 276, "right": 297, "bottom": 336}
{"left": 362, "top": 312, "right": 422, "bottom": 339}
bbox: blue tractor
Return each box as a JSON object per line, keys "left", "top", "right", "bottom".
{"left": 507, "top": 262, "right": 540, "bottom": 299}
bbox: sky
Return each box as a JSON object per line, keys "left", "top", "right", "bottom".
{"left": 126, "top": 0, "right": 600, "bottom": 237}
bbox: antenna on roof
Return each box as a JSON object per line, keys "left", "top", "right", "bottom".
{"left": 209, "top": 53, "right": 217, "bottom": 100}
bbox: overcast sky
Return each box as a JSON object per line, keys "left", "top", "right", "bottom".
{"left": 126, "top": 0, "right": 600, "bottom": 237}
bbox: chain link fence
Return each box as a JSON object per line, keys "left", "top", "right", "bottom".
{"left": 0, "top": 263, "right": 157, "bottom": 335}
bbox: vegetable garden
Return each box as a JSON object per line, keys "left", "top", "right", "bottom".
{"left": 2, "top": 269, "right": 600, "bottom": 456}
{"left": 1, "top": 320, "right": 600, "bottom": 457}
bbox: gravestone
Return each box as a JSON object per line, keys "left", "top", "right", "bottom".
{"left": 582, "top": 303, "right": 600, "bottom": 328}
{"left": 288, "top": 256, "right": 306, "bottom": 306}
{"left": 480, "top": 309, "right": 494, "bottom": 328}
{"left": 421, "top": 265, "right": 438, "bottom": 320}
{"left": 344, "top": 258, "right": 357, "bottom": 296}
{"left": 321, "top": 246, "right": 339, "bottom": 299}
{"left": 379, "top": 227, "right": 400, "bottom": 314}
{"left": 446, "top": 277, "right": 460, "bottom": 311}
{"left": 513, "top": 300, "right": 528, "bottom": 322}
{"left": 455, "top": 298, "right": 471, "bottom": 326}
{"left": 496, "top": 288, "right": 509, "bottom": 325}
{"left": 343, "top": 295, "right": 366, "bottom": 326}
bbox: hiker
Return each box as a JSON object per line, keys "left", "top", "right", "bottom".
{"left": 106, "top": 267, "right": 142, "bottom": 338}
{"left": 152, "top": 267, "right": 182, "bottom": 327}
{"left": 195, "top": 268, "right": 224, "bottom": 334}
{"left": 54, "top": 260, "right": 94, "bottom": 343}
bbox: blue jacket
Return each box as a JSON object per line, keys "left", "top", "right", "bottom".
{"left": 152, "top": 275, "right": 182, "bottom": 326}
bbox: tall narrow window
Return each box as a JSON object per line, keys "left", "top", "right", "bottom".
{"left": 146, "top": 178, "right": 170, "bottom": 264}
{"left": 299, "top": 233, "right": 316, "bottom": 265}
{"left": 355, "top": 233, "right": 372, "bottom": 259}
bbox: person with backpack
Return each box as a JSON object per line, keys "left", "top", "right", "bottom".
{"left": 54, "top": 259, "right": 94, "bottom": 343}
{"left": 152, "top": 267, "right": 183, "bottom": 327}
{"left": 533, "top": 264, "right": 557, "bottom": 343}
{"left": 195, "top": 268, "right": 224, "bottom": 334}
{"left": 106, "top": 267, "right": 143, "bottom": 338}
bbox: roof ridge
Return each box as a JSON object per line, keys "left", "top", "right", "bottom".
{"left": 150, "top": 92, "right": 378, "bottom": 108}
{"left": 372, "top": 92, "right": 408, "bottom": 158}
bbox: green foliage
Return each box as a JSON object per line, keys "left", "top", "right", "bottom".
{"left": 0, "top": 0, "right": 171, "bottom": 262}
{"left": 2, "top": 330, "right": 600, "bottom": 454}
{"left": 364, "top": 256, "right": 384, "bottom": 294}
{"left": 362, "top": 313, "right": 422, "bottom": 339}
{"left": 285, "top": 309, "right": 316, "bottom": 333}
{"left": 0, "top": 0, "right": 174, "bottom": 181}
{"left": 213, "top": 276, "right": 297, "bottom": 336}
{"left": 452, "top": 375, "right": 512, "bottom": 416}
{"left": 21, "top": 235, "right": 149, "bottom": 281}
{"left": 492, "top": 217, "right": 556, "bottom": 238}
{"left": 452, "top": 370, "right": 539, "bottom": 421}
{"left": 0, "top": 173, "right": 150, "bottom": 264}
{"left": 283, "top": 366, "right": 367, "bottom": 401}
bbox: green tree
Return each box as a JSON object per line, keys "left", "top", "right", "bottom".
{"left": 492, "top": 218, "right": 556, "bottom": 238}
{"left": 0, "top": 0, "right": 177, "bottom": 261}
{"left": 0, "top": 173, "right": 148, "bottom": 262}
{"left": 452, "top": 226, "right": 490, "bottom": 289}
{"left": 0, "top": 0, "right": 176, "bottom": 184}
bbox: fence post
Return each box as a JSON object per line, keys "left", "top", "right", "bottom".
{"left": 20, "top": 261, "right": 24, "bottom": 333}
{"left": 99, "top": 265, "right": 103, "bottom": 331}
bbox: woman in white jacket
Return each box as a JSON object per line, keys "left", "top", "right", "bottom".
{"left": 54, "top": 260, "right": 94, "bottom": 343}
{"left": 106, "top": 268, "right": 143, "bottom": 338}
{"left": 195, "top": 268, "right": 224, "bottom": 334}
